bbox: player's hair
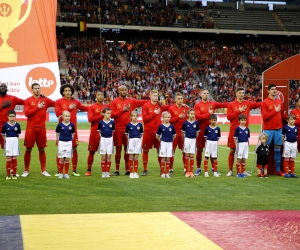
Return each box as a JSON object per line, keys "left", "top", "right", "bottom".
{"left": 288, "top": 114, "right": 296, "bottom": 120}
{"left": 62, "top": 110, "right": 70, "bottom": 117}
{"left": 236, "top": 87, "right": 244, "bottom": 93}
{"left": 150, "top": 89, "right": 158, "bottom": 95}
{"left": 259, "top": 133, "right": 268, "bottom": 141}
{"left": 188, "top": 109, "right": 195, "bottom": 114}
{"left": 210, "top": 114, "right": 217, "bottom": 120}
{"left": 7, "top": 110, "right": 16, "bottom": 116}
{"left": 201, "top": 89, "right": 208, "bottom": 93}
{"left": 175, "top": 92, "right": 183, "bottom": 97}
{"left": 238, "top": 114, "right": 247, "bottom": 120}
{"left": 268, "top": 84, "right": 276, "bottom": 90}
{"left": 162, "top": 111, "right": 170, "bottom": 118}
{"left": 95, "top": 91, "right": 104, "bottom": 95}
{"left": 31, "top": 83, "right": 40, "bottom": 89}
{"left": 60, "top": 83, "right": 74, "bottom": 96}
{"left": 118, "top": 85, "right": 127, "bottom": 90}
{"left": 102, "top": 107, "right": 111, "bottom": 114}
{"left": 130, "top": 110, "right": 138, "bottom": 117}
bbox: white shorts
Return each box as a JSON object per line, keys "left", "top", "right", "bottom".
{"left": 4, "top": 137, "right": 20, "bottom": 156}
{"left": 236, "top": 142, "right": 249, "bottom": 159}
{"left": 159, "top": 141, "right": 173, "bottom": 157}
{"left": 57, "top": 141, "right": 72, "bottom": 158}
{"left": 283, "top": 141, "right": 297, "bottom": 158}
{"left": 127, "top": 138, "right": 142, "bottom": 154}
{"left": 183, "top": 138, "right": 196, "bottom": 154}
{"left": 98, "top": 137, "right": 114, "bottom": 155}
{"left": 204, "top": 140, "right": 218, "bottom": 158}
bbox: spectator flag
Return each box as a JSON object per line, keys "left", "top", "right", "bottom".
{"left": 78, "top": 21, "right": 87, "bottom": 32}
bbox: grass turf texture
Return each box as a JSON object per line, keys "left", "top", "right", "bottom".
{"left": 0, "top": 122, "right": 299, "bottom": 215}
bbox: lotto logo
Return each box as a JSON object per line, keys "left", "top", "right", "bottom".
{"left": 25, "top": 67, "right": 57, "bottom": 96}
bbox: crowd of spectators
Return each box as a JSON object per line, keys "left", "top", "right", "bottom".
{"left": 59, "top": 0, "right": 214, "bottom": 28}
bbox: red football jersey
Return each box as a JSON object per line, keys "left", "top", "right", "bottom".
{"left": 227, "top": 100, "right": 261, "bottom": 131}
{"left": 142, "top": 102, "right": 170, "bottom": 133}
{"left": 168, "top": 104, "right": 190, "bottom": 133}
{"left": 110, "top": 97, "right": 148, "bottom": 129}
{"left": 55, "top": 98, "right": 89, "bottom": 125}
{"left": 261, "top": 97, "right": 287, "bottom": 130}
{"left": 195, "top": 100, "right": 228, "bottom": 131}
{"left": 88, "top": 103, "right": 109, "bottom": 133}
{"left": 24, "top": 96, "right": 55, "bottom": 127}
{"left": 290, "top": 108, "right": 300, "bottom": 127}
{"left": 0, "top": 95, "right": 24, "bottom": 127}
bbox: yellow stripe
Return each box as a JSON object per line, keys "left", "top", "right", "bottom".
{"left": 79, "top": 22, "right": 85, "bottom": 31}
{"left": 20, "top": 213, "right": 222, "bottom": 250}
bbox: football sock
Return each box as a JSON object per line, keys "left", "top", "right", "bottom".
{"left": 184, "top": 156, "right": 189, "bottom": 172}
{"left": 189, "top": 156, "right": 194, "bottom": 173}
{"left": 170, "top": 156, "right": 174, "bottom": 169}
{"left": 115, "top": 146, "right": 122, "bottom": 171}
{"left": 134, "top": 159, "right": 138, "bottom": 173}
{"left": 241, "top": 162, "right": 246, "bottom": 173}
{"left": 101, "top": 160, "right": 106, "bottom": 173}
{"left": 11, "top": 158, "right": 17, "bottom": 175}
{"left": 64, "top": 159, "right": 70, "bottom": 174}
{"left": 228, "top": 152, "right": 234, "bottom": 171}
{"left": 204, "top": 159, "right": 208, "bottom": 172}
{"left": 236, "top": 162, "right": 241, "bottom": 174}
{"left": 274, "top": 148, "right": 281, "bottom": 172}
{"left": 6, "top": 158, "right": 11, "bottom": 176}
{"left": 58, "top": 159, "right": 64, "bottom": 174}
{"left": 166, "top": 160, "right": 170, "bottom": 174}
{"left": 129, "top": 159, "right": 134, "bottom": 173}
{"left": 24, "top": 150, "right": 31, "bottom": 172}
{"left": 39, "top": 150, "right": 46, "bottom": 172}
{"left": 72, "top": 150, "right": 78, "bottom": 172}
{"left": 142, "top": 151, "right": 149, "bottom": 171}
{"left": 290, "top": 158, "right": 295, "bottom": 174}
{"left": 106, "top": 159, "right": 111, "bottom": 173}
{"left": 213, "top": 159, "right": 218, "bottom": 172}
{"left": 283, "top": 158, "right": 289, "bottom": 174}
{"left": 87, "top": 151, "right": 95, "bottom": 170}
{"left": 160, "top": 159, "right": 165, "bottom": 174}
{"left": 196, "top": 148, "right": 203, "bottom": 169}
{"left": 56, "top": 156, "right": 60, "bottom": 171}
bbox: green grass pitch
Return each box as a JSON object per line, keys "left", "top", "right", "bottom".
{"left": 0, "top": 122, "right": 299, "bottom": 215}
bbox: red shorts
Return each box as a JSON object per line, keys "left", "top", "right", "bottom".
{"left": 227, "top": 130, "right": 236, "bottom": 149}
{"left": 196, "top": 131, "right": 206, "bottom": 149}
{"left": 88, "top": 131, "right": 100, "bottom": 151}
{"left": 142, "top": 132, "right": 160, "bottom": 150}
{"left": 0, "top": 132, "right": 4, "bottom": 149}
{"left": 113, "top": 128, "right": 128, "bottom": 147}
{"left": 173, "top": 132, "right": 184, "bottom": 151}
{"left": 24, "top": 127, "right": 47, "bottom": 148}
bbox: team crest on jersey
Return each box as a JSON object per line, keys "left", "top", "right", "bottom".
{"left": 246, "top": 131, "right": 248, "bottom": 134}
{"left": 69, "top": 126, "right": 72, "bottom": 130}
{"left": 215, "top": 130, "right": 218, "bottom": 133}
{"left": 149, "top": 109, "right": 152, "bottom": 112}
{"left": 63, "top": 104, "right": 66, "bottom": 107}
{"left": 201, "top": 107, "right": 205, "bottom": 110}
{"left": 169, "top": 128, "right": 172, "bottom": 131}
{"left": 269, "top": 106, "right": 273, "bottom": 109}
{"left": 234, "top": 107, "right": 238, "bottom": 111}
{"left": 137, "top": 126, "right": 140, "bottom": 130}
{"left": 109, "top": 124, "right": 112, "bottom": 128}
{"left": 117, "top": 104, "right": 121, "bottom": 108}
{"left": 14, "top": 127, "right": 18, "bottom": 131}
{"left": 193, "top": 125, "right": 196, "bottom": 128}
{"left": 175, "top": 111, "right": 178, "bottom": 114}
{"left": 31, "top": 102, "right": 35, "bottom": 106}
{"left": 96, "top": 109, "right": 99, "bottom": 112}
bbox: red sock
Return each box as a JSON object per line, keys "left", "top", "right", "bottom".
{"left": 129, "top": 159, "right": 134, "bottom": 173}
{"left": 13, "top": 159, "right": 18, "bottom": 174}
{"left": 106, "top": 159, "right": 111, "bottom": 173}
{"left": 58, "top": 159, "right": 64, "bottom": 174}
{"left": 72, "top": 150, "right": 78, "bottom": 172}
{"left": 39, "top": 150, "right": 46, "bottom": 172}
{"left": 124, "top": 150, "right": 129, "bottom": 172}
{"left": 101, "top": 160, "right": 106, "bottom": 172}
{"left": 56, "top": 156, "right": 60, "bottom": 171}
{"left": 241, "top": 162, "right": 246, "bottom": 173}
{"left": 134, "top": 159, "right": 138, "bottom": 173}
{"left": 142, "top": 151, "right": 148, "bottom": 171}
{"left": 160, "top": 159, "right": 165, "bottom": 174}
{"left": 184, "top": 156, "right": 189, "bottom": 172}
{"left": 64, "top": 159, "right": 70, "bottom": 174}
{"left": 166, "top": 160, "right": 170, "bottom": 174}
{"left": 213, "top": 159, "right": 218, "bottom": 172}
{"left": 196, "top": 149, "right": 202, "bottom": 168}
{"left": 182, "top": 153, "right": 186, "bottom": 171}
{"left": 283, "top": 158, "right": 289, "bottom": 174}
{"left": 290, "top": 158, "right": 295, "bottom": 174}
{"left": 204, "top": 159, "right": 208, "bottom": 172}
{"left": 87, "top": 151, "right": 95, "bottom": 170}
{"left": 115, "top": 146, "right": 122, "bottom": 171}
{"left": 6, "top": 158, "right": 12, "bottom": 176}
{"left": 170, "top": 156, "right": 174, "bottom": 169}
{"left": 24, "top": 151, "right": 31, "bottom": 172}
{"left": 11, "top": 158, "right": 17, "bottom": 175}
{"left": 236, "top": 162, "right": 241, "bottom": 174}
{"left": 228, "top": 152, "right": 234, "bottom": 171}
{"left": 189, "top": 156, "right": 194, "bottom": 173}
